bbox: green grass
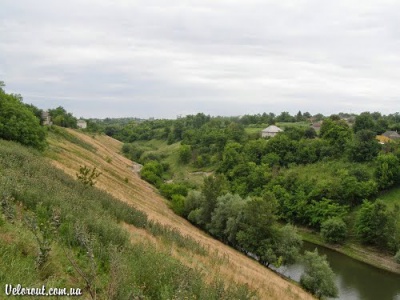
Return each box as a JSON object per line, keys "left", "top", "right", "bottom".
{"left": 130, "top": 139, "right": 215, "bottom": 186}
{"left": 244, "top": 127, "right": 265, "bottom": 135}
{"left": 47, "top": 126, "right": 96, "bottom": 153}
{"left": 276, "top": 122, "right": 311, "bottom": 129}
{"left": 378, "top": 185, "right": 400, "bottom": 208}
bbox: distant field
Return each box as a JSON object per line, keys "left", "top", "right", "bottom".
{"left": 244, "top": 127, "right": 264, "bottom": 135}
{"left": 276, "top": 121, "right": 311, "bottom": 129}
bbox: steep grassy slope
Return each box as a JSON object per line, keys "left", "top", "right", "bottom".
{"left": 0, "top": 139, "right": 255, "bottom": 299}
{"left": 45, "top": 128, "right": 314, "bottom": 300}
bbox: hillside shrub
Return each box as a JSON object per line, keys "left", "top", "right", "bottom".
{"left": 321, "top": 217, "right": 347, "bottom": 244}
{"left": 0, "top": 89, "right": 46, "bottom": 150}
{"left": 160, "top": 183, "right": 189, "bottom": 200}
{"left": 170, "top": 194, "right": 185, "bottom": 216}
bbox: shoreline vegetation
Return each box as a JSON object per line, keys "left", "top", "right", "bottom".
{"left": 299, "top": 228, "right": 400, "bottom": 275}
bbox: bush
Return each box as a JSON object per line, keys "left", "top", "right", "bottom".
{"left": 395, "top": 249, "right": 400, "bottom": 264}
{"left": 300, "top": 249, "right": 338, "bottom": 298}
{"left": 76, "top": 165, "right": 101, "bottom": 186}
{"left": 321, "top": 217, "right": 347, "bottom": 244}
{"left": 170, "top": 195, "right": 185, "bottom": 216}
{"left": 179, "top": 145, "right": 192, "bottom": 164}
{"left": 0, "top": 89, "right": 46, "bottom": 150}
{"left": 160, "top": 183, "right": 189, "bottom": 200}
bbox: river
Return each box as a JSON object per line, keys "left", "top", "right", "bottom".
{"left": 274, "top": 241, "right": 400, "bottom": 300}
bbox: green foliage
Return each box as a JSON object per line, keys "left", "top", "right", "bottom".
{"left": 209, "top": 193, "right": 247, "bottom": 244}
{"left": 375, "top": 153, "right": 400, "bottom": 190}
{"left": 274, "top": 224, "right": 303, "bottom": 266}
{"left": 184, "top": 190, "right": 206, "bottom": 220}
{"left": 160, "top": 182, "right": 189, "bottom": 200}
{"left": 355, "top": 200, "right": 399, "bottom": 250}
{"left": 300, "top": 249, "right": 338, "bottom": 299}
{"left": 0, "top": 140, "right": 255, "bottom": 299}
{"left": 349, "top": 129, "right": 381, "bottom": 162}
{"left": 319, "top": 117, "right": 352, "bottom": 156}
{"left": 76, "top": 165, "right": 101, "bottom": 186}
{"left": 353, "top": 112, "right": 376, "bottom": 133}
{"left": 179, "top": 144, "right": 192, "bottom": 164}
{"left": 170, "top": 194, "right": 186, "bottom": 216}
{"left": 48, "top": 106, "right": 77, "bottom": 128}
{"left": 236, "top": 193, "right": 278, "bottom": 264}
{"left": 0, "top": 87, "right": 46, "bottom": 150}
{"left": 321, "top": 217, "right": 347, "bottom": 244}
{"left": 395, "top": 249, "right": 400, "bottom": 264}
{"left": 200, "top": 175, "right": 229, "bottom": 226}
{"left": 140, "top": 160, "right": 165, "bottom": 187}
{"left": 48, "top": 126, "right": 96, "bottom": 152}
{"left": 307, "top": 199, "right": 349, "bottom": 229}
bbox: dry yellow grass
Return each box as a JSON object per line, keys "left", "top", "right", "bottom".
{"left": 46, "top": 128, "right": 314, "bottom": 300}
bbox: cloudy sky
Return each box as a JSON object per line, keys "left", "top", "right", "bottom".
{"left": 1, "top": 0, "right": 400, "bottom": 119}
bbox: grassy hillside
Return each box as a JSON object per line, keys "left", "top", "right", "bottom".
{"left": 0, "top": 129, "right": 312, "bottom": 299}
{"left": 0, "top": 138, "right": 258, "bottom": 299}
{"left": 379, "top": 186, "right": 400, "bottom": 209}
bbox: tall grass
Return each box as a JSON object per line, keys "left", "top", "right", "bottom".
{"left": 0, "top": 139, "right": 257, "bottom": 299}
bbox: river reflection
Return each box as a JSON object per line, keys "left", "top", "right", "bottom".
{"left": 273, "top": 241, "right": 400, "bottom": 300}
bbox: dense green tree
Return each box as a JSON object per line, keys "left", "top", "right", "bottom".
{"left": 170, "top": 194, "right": 186, "bottom": 216}
{"left": 321, "top": 217, "right": 347, "bottom": 244}
{"left": 274, "top": 224, "right": 303, "bottom": 265}
{"left": 219, "top": 142, "right": 244, "bottom": 173}
{"left": 208, "top": 193, "right": 247, "bottom": 245}
{"left": 306, "top": 198, "right": 349, "bottom": 229}
{"left": 355, "top": 200, "right": 395, "bottom": 249}
{"left": 304, "top": 127, "right": 317, "bottom": 139}
{"left": 300, "top": 249, "right": 338, "bottom": 298}
{"left": 236, "top": 193, "right": 281, "bottom": 266}
{"left": 295, "top": 110, "right": 305, "bottom": 122}
{"left": 24, "top": 103, "right": 43, "bottom": 121}
{"left": 243, "top": 139, "right": 268, "bottom": 164}
{"left": 375, "top": 153, "right": 400, "bottom": 189}
{"left": 349, "top": 129, "right": 380, "bottom": 162}
{"left": 49, "top": 106, "right": 77, "bottom": 128}
{"left": 225, "top": 122, "right": 246, "bottom": 143}
{"left": 184, "top": 190, "right": 206, "bottom": 221}
{"left": 0, "top": 87, "right": 46, "bottom": 150}
{"left": 353, "top": 112, "right": 376, "bottom": 133}
{"left": 375, "top": 118, "right": 389, "bottom": 134}
{"left": 178, "top": 144, "right": 192, "bottom": 164}
{"left": 198, "top": 175, "right": 229, "bottom": 226}
{"left": 319, "top": 118, "right": 352, "bottom": 156}
{"left": 276, "top": 111, "right": 295, "bottom": 122}
{"left": 140, "top": 161, "right": 165, "bottom": 187}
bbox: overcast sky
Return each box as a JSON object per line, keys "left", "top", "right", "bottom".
{"left": 1, "top": 1, "right": 400, "bottom": 119}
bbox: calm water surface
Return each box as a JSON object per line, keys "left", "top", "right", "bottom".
{"left": 274, "top": 241, "right": 400, "bottom": 300}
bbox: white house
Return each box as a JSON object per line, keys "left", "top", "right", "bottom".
{"left": 41, "top": 110, "right": 52, "bottom": 126}
{"left": 261, "top": 125, "right": 283, "bottom": 138}
{"left": 77, "top": 119, "right": 87, "bottom": 129}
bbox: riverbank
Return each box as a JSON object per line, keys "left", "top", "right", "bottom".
{"left": 299, "top": 228, "right": 400, "bottom": 275}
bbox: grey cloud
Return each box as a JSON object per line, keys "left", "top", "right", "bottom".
{"left": 1, "top": 0, "right": 400, "bottom": 118}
